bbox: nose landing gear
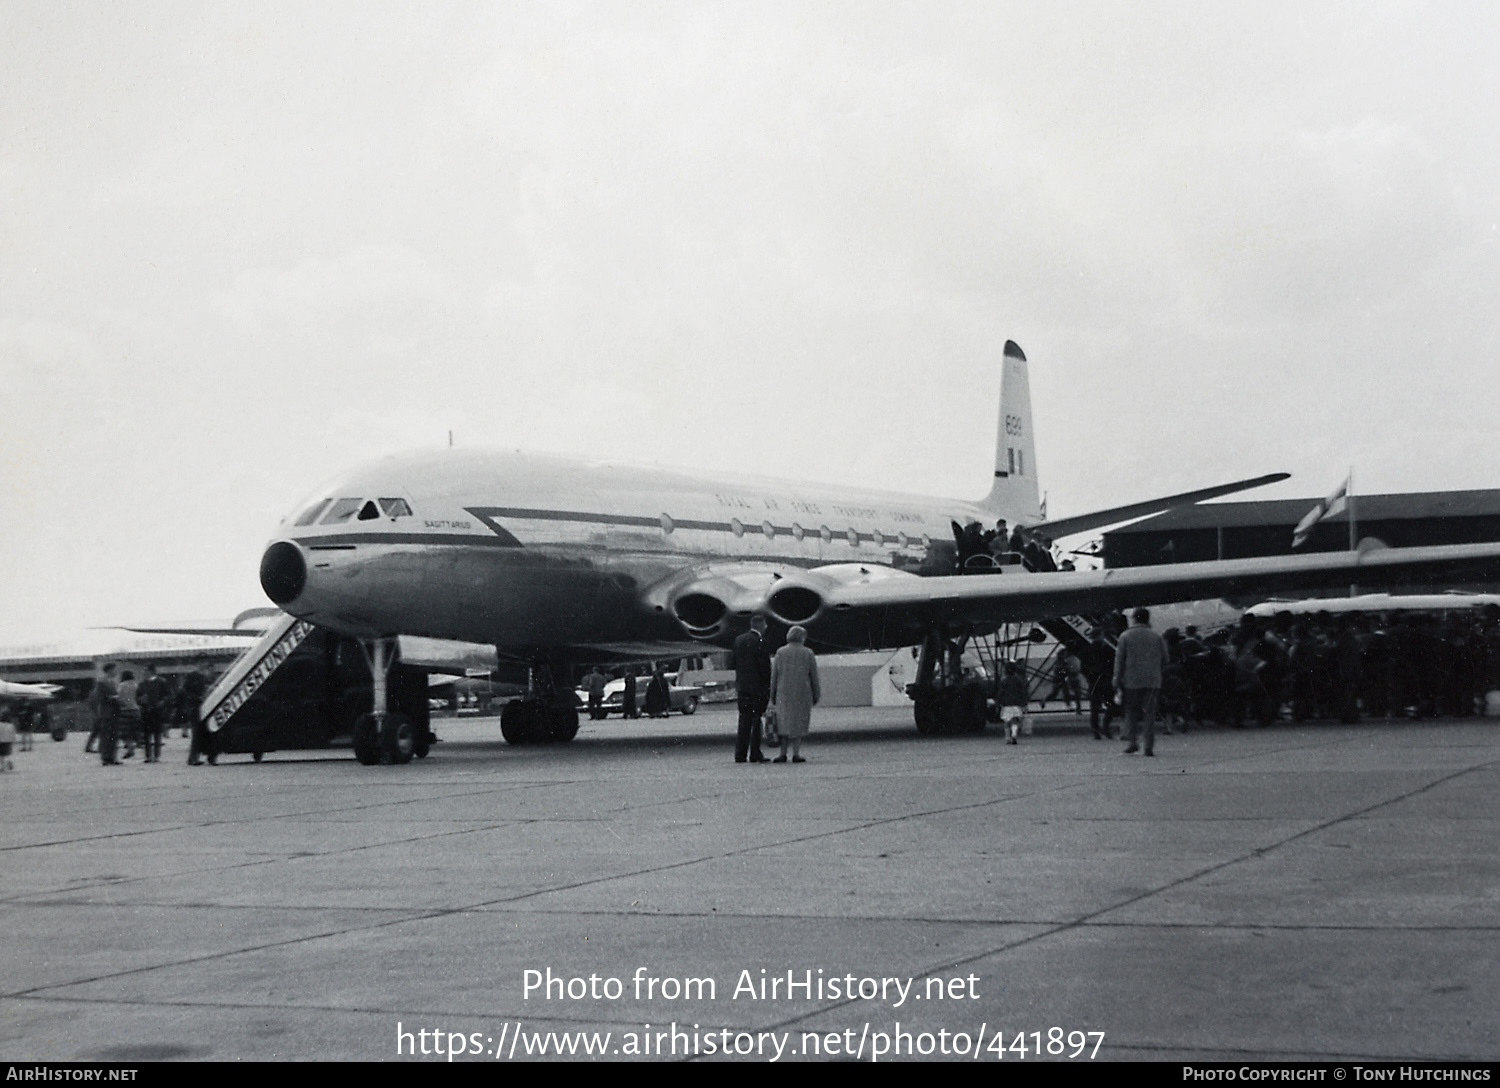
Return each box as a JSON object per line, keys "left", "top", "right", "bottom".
{"left": 352, "top": 710, "right": 417, "bottom": 765}
{"left": 352, "top": 637, "right": 421, "bottom": 765}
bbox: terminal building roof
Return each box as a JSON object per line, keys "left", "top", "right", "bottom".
{"left": 1107, "top": 489, "right": 1500, "bottom": 534}
{"left": 1101, "top": 488, "right": 1500, "bottom": 577}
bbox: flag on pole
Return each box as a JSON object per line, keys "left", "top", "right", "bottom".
{"left": 1291, "top": 475, "right": 1350, "bottom": 548}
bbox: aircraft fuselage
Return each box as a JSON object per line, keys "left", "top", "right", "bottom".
{"left": 261, "top": 448, "right": 1012, "bottom": 656}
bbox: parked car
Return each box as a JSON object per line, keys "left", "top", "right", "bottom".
{"left": 575, "top": 676, "right": 701, "bottom": 717}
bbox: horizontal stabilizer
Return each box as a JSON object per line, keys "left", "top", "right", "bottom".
{"left": 1034, "top": 472, "right": 1291, "bottom": 539}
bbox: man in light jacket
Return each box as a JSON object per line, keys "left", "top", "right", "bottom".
{"left": 1114, "top": 607, "right": 1171, "bottom": 757}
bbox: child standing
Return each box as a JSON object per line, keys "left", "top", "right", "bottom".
{"left": 996, "top": 661, "right": 1031, "bottom": 745}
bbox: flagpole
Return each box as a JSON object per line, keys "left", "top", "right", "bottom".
{"left": 1348, "top": 465, "right": 1356, "bottom": 552}
{"left": 1348, "top": 466, "right": 1357, "bottom": 598}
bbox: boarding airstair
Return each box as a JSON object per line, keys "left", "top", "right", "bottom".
{"left": 200, "top": 612, "right": 317, "bottom": 733}
{"left": 956, "top": 554, "right": 1119, "bottom": 714}
{"left": 1033, "top": 614, "right": 1117, "bottom": 708}
{"left": 198, "top": 612, "right": 429, "bottom": 759}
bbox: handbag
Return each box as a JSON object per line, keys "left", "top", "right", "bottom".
{"left": 762, "top": 706, "right": 780, "bottom": 743}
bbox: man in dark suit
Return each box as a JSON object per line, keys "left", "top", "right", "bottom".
{"left": 91, "top": 663, "right": 121, "bottom": 765}
{"left": 731, "top": 615, "right": 773, "bottom": 763}
{"left": 621, "top": 668, "right": 639, "bottom": 719}
{"left": 137, "top": 664, "right": 170, "bottom": 762}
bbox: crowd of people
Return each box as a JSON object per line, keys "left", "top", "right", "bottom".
{"left": 84, "top": 664, "right": 208, "bottom": 766}
{"left": 0, "top": 664, "right": 213, "bottom": 771}
{"left": 954, "top": 518, "right": 1077, "bottom": 572}
{"left": 1033, "top": 606, "right": 1500, "bottom": 741}
{"left": 1161, "top": 608, "right": 1500, "bottom": 728}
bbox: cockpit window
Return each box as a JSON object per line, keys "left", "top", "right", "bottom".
{"left": 321, "top": 498, "right": 365, "bottom": 524}
{"left": 379, "top": 498, "right": 413, "bottom": 518}
{"left": 356, "top": 500, "right": 381, "bottom": 521}
{"left": 293, "top": 498, "right": 332, "bottom": 527}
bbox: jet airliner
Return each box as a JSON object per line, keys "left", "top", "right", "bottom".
{"left": 253, "top": 342, "right": 1500, "bottom": 763}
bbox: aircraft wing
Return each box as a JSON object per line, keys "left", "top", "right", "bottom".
{"left": 560, "top": 640, "right": 735, "bottom": 663}
{"left": 111, "top": 626, "right": 260, "bottom": 637}
{"left": 110, "top": 606, "right": 287, "bottom": 638}
{"left": 0, "top": 679, "right": 62, "bottom": 701}
{"left": 1033, "top": 472, "right": 1290, "bottom": 539}
{"left": 797, "top": 542, "right": 1500, "bottom": 648}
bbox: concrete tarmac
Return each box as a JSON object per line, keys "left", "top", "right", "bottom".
{"left": 1, "top": 706, "right": 1497, "bottom": 1062}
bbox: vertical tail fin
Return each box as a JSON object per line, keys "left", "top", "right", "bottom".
{"left": 981, "top": 340, "right": 1041, "bottom": 521}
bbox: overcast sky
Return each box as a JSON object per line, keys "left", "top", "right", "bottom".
{"left": 3, "top": 2, "right": 1498, "bottom": 641}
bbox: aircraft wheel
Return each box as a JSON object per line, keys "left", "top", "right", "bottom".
{"left": 962, "top": 685, "right": 989, "bottom": 734}
{"left": 913, "top": 689, "right": 938, "bottom": 735}
{"left": 51, "top": 727, "right": 68, "bottom": 742}
{"left": 548, "top": 703, "right": 580, "bottom": 743}
{"left": 381, "top": 713, "right": 415, "bottom": 765}
{"left": 253, "top": 751, "right": 264, "bottom": 763}
{"left": 501, "top": 700, "right": 538, "bottom": 745}
{"left": 413, "top": 730, "right": 432, "bottom": 759}
{"left": 680, "top": 696, "right": 699, "bottom": 716}
{"left": 352, "top": 714, "right": 381, "bottom": 765}
{"left": 934, "top": 688, "right": 960, "bottom": 736}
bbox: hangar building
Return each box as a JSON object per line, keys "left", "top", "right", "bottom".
{"left": 1103, "top": 489, "right": 1500, "bottom": 580}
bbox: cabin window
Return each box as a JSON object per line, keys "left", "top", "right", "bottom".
{"left": 659, "top": 513, "right": 675, "bottom": 534}
{"left": 321, "top": 498, "right": 365, "bottom": 524}
{"left": 762, "top": 521, "right": 775, "bottom": 540}
{"left": 730, "top": 518, "right": 744, "bottom": 538}
{"left": 872, "top": 529, "right": 885, "bottom": 547}
{"left": 846, "top": 527, "right": 859, "bottom": 547}
{"left": 820, "top": 525, "right": 833, "bottom": 544}
{"left": 294, "top": 498, "right": 332, "bottom": 527}
{"left": 792, "top": 523, "right": 805, "bottom": 542}
{"left": 379, "top": 498, "right": 413, "bottom": 518}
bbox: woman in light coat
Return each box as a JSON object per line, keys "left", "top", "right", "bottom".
{"left": 770, "top": 626, "right": 820, "bottom": 763}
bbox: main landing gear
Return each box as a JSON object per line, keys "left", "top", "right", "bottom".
{"left": 500, "top": 658, "right": 580, "bottom": 746}
{"left": 351, "top": 636, "right": 430, "bottom": 765}
{"left": 909, "top": 628, "right": 989, "bottom": 736}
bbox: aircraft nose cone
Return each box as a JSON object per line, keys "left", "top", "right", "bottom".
{"left": 259, "top": 542, "right": 307, "bottom": 605}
